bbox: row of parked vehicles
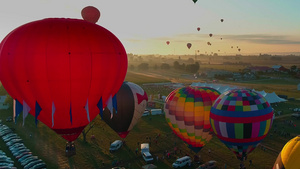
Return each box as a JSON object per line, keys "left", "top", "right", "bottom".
{"left": 0, "top": 149, "right": 16, "bottom": 168}
{"left": 0, "top": 124, "right": 46, "bottom": 169}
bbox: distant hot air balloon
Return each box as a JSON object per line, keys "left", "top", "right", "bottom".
{"left": 197, "top": 27, "right": 200, "bottom": 31}
{"left": 238, "top": 49, "right": 241, "bottom": 52}
{"left": 102, "top": 82, "right": 148, "bottom": 138}
{"left": 273, "top": 135, "right": 300, "bottom": 169}
{"left": 165, "top": 87, "right": 220, "bottom": 152}
{"left": 187, "top": 43, "right": 192, "bottom": 49}
{"left": 207, "top": 42, "right": 211, "bottom": 46}
{"left": 221, "top": 19, "right": 224, "bottom": 22}
{"left": 166, "top": 41, "right": 170, "bottom": 45}
{"left": 210, "top": 89, "right": 273, "bottom": 161}
{"left": 220, "top": 38, "right": 223, "bottom": 40}
{"left": 81, "top": 6, "right": 101, "bottom": 23}
{"left": 0, "top": 18, "right": 127, "bottom": 143}
{"left": 193, "top": 0, "right": 198, "bottom": 3}
{"left": 231, "top": 46, "right": 233, "bottom": 48}
{"left": 209, "top": 33, "right": 213, "bottom": 37}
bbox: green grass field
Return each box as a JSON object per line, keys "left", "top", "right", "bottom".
{"left": 0, "top": 68, "right": 300, "bottom": 169}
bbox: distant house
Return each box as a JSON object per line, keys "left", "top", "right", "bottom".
{"left": 245, "top": 66, "right": 272, "bottom": 74}
{"left": 0, "top": 95, "right": 9, "bottom": 110}
{"left": 272, "top": 65, "right": 289, "bottom": 72}
{"left": 206, "top": 70, "right": 232, "bottom": 78}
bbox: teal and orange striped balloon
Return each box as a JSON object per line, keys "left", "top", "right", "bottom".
{"left": 210, "top": 89, "right": 273, "bottom": 161}
{"left": 164, "top": 86, "right": 220, "bottom": 152}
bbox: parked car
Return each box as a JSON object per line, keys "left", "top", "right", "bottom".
{"left": 172, "top": 156, "right": 192, "bottom": 168}
{"left": 16, "top": 152, "right": 32, "bottom": 159}
{"left": 24, "top": 159, "right": 44, "bottom": 169}
{"left": 32, "top": 163, "right": 46, "bottom": 169}
{"left": 109, "top": 140, "right": 123, "bottom": 152}
{"left": 142, "top": 152, "right": 153, "bottom": 163}
{"left": 197, "top": 160, "right": 217, "bottom": 169}
{"left": 13, "top": 149, "right": 31, "bottom": 157}
{"left": 32, "top": 162, "right": 47, "bottom": 169}
{"left": 291, "top": 112, "right": 300, "bottom": 119}
{"left": 21, "top": 157, "right": 39, "bottom": 166}
{"left": 18, "top": 154, "right": 33, "bottom": 163}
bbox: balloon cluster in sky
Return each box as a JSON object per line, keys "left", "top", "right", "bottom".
{"left": 167, "top": 1, "right": 242, "bottom": 53}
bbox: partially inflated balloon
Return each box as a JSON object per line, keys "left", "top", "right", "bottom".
{"left": 273, "top": 136, "right": 300, "bottom": 169}
{"left": 210, "top": 89, "right": 273, "bottom": 160}
{"left": 164, "top": 87, "right": 220, "bottom": 152}
{"left": 102, "top": 82, "right": 148, "bottom": 138}
{"left": 81, "top": 6, "right": 101, "bottom": 23}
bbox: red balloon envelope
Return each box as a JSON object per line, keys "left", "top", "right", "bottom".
{"left": 81, "top": 6, "right": 101, "bottom": 23}
{"left": 0, "top": 18, "right": 128, "bottom": 142}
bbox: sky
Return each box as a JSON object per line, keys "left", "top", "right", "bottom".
{"left": 0, "top": 0, "right": 299, "bottom": 55}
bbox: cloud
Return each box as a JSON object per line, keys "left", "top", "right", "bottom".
{"left": 125, "top": 33, "right": 300, "bottom": 45}
{"left": 222, "top": 34, "right": 300, "bottom": 44}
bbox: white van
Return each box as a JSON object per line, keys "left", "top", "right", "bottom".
{"left": 109, "top": 140, "right": 123, "bottom": 152}
{"left": 142, "top": 152, "right": 153, "bottom": 163}
{"left": 172, "top": 156, "right": 192, "bottom": 168}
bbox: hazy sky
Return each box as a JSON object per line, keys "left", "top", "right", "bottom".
{"left": 0, "top": 0, "right": 299, "bottom": 55}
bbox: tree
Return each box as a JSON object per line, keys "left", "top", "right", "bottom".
{"left": 129, "top": 65, "right": 135, "bottom": 70}
{"left": 161, "top": 63, "right": 170, "bottom": 70}
{"left": 291, "top": 65, "right": 298, "bottom": 72}
{"left": 186, "top": 62, "right": 200, "bottom": 73}
{"left": 137, "top": 63, "right": 149, "bottom": 70}
{"left": 173, "top": 61, "right": 180, "bottom": 70}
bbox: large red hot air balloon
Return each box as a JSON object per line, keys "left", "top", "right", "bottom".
{"left": 0, "top": 18, "right": 128, "bottom": 142}
{"left": 187, "top": 43, "right": 192, "bottom": 49}
{"left": 102, "top": 82, "right": 148, "bottom": 138}
{"left": 81, "top": 6, "right": 101, "bottom": 23}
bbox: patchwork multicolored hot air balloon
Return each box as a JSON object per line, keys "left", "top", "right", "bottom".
{"left": 0, "top": 17, "right": 127, "bottom": 142}
{"left": 210, "top": 89, "right": 273, "bottom": 161}
{"left": 102, "top": 82, "right": 148, "bottom": 138}
{"left": 164, "top": 86, "right": 220, "bottom": 152}
{"left": 273, "top": 135, "right": 300, "bottom": 169}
